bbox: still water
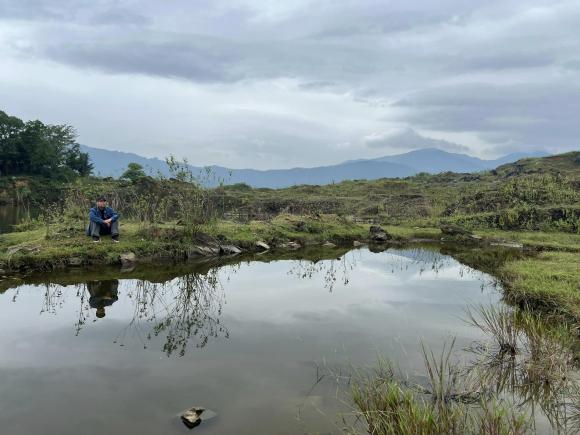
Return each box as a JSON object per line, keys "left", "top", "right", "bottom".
{"left": 0, "top": 247, "right": 502, "bottom": 434}
{"left": 0, "top": 205, "right": 37, "bottom": 233}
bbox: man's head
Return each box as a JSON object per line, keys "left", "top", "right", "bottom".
{"left": 96, "top": 196, "right": 106, "bottom": 210}
{"left": 96, "top": 307, "right": 106, "bottom": 318}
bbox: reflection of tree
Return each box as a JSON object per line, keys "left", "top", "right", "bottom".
{"left": 40, "top": 283, "right": 66, "bottom": 315}
{"left": 34, "top": 268, "right": 228, "bottom": 357}
{"left": 117, "top": 270, "right": 227, "bottom": 356}
{"left": 287, "top": 254, "right": 355, "bottom": 292}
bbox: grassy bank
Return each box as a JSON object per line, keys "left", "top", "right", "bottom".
{"left": 0, "top": 214, "right": 377, "bottom": 272}
{"left": 501, "top": 251, "right": 580, "bottom": 322}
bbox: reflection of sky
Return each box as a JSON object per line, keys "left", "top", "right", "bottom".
{"left": 0, "top": 248, "right": 501, "bottom": 435}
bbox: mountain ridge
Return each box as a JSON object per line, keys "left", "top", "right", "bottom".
{"left": 81, "top": 145, "right": 547, "bottom": 188}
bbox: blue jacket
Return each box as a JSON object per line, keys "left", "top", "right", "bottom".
{"left": 89, "top": 206, "right": 119, "bottom": 225}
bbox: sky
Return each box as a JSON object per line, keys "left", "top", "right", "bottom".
{"left": 0, "top": 0, "right": 579, "bottom": 169}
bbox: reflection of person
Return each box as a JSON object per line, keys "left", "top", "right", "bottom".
{"left": 86, "top": 196, "right": 119, "bottom": 243}
{"left": 87, "top": 280, "right": 119, "bottom": 318}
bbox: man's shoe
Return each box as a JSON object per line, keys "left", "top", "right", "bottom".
{"left": 112, "top": 235, "right": 119, "bottom": 243}
{"left": 92, "top": 236, "right": 101, "bottom": 243}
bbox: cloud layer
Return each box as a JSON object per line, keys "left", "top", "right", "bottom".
{"left": 0, "top": 0, "right": 578, "bottom": 168}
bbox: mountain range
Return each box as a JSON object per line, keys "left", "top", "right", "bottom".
{"left": 81, "top": 145, "right": 547, "bottom": 188}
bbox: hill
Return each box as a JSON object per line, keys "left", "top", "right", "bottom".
{"left": 215, "top": 151, "right": 580, "bottom": 233}
{"left": 80, "top": 145, "right": 546, "bottom": 188}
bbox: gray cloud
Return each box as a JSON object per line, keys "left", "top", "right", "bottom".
{"left": 395, "top": 82, "right": 580, "bottom": 151}
{"left": 44, "top": 34, "right": 246, "bottom": 83}
{"left": 89, "top": 8, "right": 150, "bottom": 27}
{"left": 365, "top": 128, "right": 470, "bottom": 153}
{"left": 0, "top": 0, "right": 579, "bottom": 167}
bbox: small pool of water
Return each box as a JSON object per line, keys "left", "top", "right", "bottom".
{"left": 0, "top": 247, "right": 509, "bottom": 434}
{"left": 0, "top": 205, "right": 38, "bottom": 234}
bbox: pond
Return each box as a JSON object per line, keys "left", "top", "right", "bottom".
{"left": 0, "top": 205, "right": 38, "bottom": 234}
{"left": 0, "top": 246, "right": 570, "bottom": 434}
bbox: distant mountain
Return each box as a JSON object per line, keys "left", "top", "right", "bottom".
{"left": 81, "top": 145, "right": 547, "bottom": 188}
{"left": 370, "top": 148, "right": 547, "bottom": 173}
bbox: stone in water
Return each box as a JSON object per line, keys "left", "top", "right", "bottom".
{"left": 180, "top": 407, "right": 217, "bottom": 429}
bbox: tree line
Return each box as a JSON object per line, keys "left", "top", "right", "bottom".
{"left": 0, "top": 110, "right": 92, "bottom": 179}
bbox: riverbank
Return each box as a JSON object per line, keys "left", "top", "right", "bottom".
{"left": 0, "top": 214, "right": 370, "bottom": 271}
{"left": 1, "top": 214, "right": 579, "bottom": 324}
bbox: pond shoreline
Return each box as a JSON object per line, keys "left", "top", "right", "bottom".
{"left": 1, "top": 218, "right": 579, "bottom": 325}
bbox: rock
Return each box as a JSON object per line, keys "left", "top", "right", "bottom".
{"left": 280, "top": 241, "right": 301, "bottom": 250}
{"left": 322, "top": 241, "right": 336, "bottom": 248}
{"left": 469, "top": 234, "right": 483, "bottom": 240}
{"left": 369, "top": 225, "right": 392, "bottom": 242}
{"left": 180, "top": 407, "right": 217, "bottom": 429}
{"left": 67, "top": 257, "right": 83, "bottom": 267}
{"left": 7, "top": 244, "right": 41, "bottom": 256}
{"left": 193, "top": 232, "right": 219, "bottom": 247}
{"left": 187, "top": 245, "right": 220, "bottom": 258}
{"left": 369, "top": 225, "right": 382, "bottom": 235}
{"left": 353, "top": 241, "right": 364, "bottom": 247}
{"left": 255, "top": 241, "right": 270, "bottom": 251}
{"left": 220, "top": 245, "right": 242, "bottom": 256}
{"left": 119, "top": 252, "right": 136, "bottom": 266}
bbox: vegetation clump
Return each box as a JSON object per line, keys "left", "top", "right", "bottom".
{"left": 350, "top": 342, "right": 530, "bottom": 435}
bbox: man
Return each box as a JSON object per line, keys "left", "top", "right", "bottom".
{"left": 87, "top": 279, "right": 119, "bottom": 318}
{"left": 87, "top": 196, "right": 119, "bottom": 242}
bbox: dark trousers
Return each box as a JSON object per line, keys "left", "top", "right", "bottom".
{"left": 88, "top": 220, "right": 119, "bottom": 237}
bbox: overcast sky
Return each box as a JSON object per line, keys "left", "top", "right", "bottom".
{"left": 1, "top": 0, "right": 578, "bottom": 169}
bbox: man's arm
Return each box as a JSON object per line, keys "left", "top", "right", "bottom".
{"left": 108, "top": 207, "right": 119, "bottom": 222}
{"left": 89, "top": 208, "right": 104, "bottom": 224}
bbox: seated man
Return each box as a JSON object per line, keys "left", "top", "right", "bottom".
{"left": 87, "top": 196, "right": 119, "bottom": 242}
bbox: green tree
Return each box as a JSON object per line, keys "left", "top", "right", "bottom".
{"left": 0, "top": 110, "right": 92, "bottom": 178}
{"left": 0, "top": 110, "right": 25, "bottom": 176}
{"left": 121, "top": 162, "right": 146, "bottom": 182}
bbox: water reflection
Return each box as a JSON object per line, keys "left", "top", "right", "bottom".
{"left": 0, "top": 246, "right": 545, "bottom": 434}
{"left": 120, "top": 270, "right": 228, "bottom": 357}
{"left": 288, "top": 254, "right": 355, "bottom": 292}
{"left": 88, "top": 279, "right": 119, "bottom": 318}
{"left": 9, "top": 246, "right": 505, "bottom": 358}
{"left": 32, "top": 269, "right": 228, "bottom": 357}
{"left": 466, "top": 305, "right": 580, "bottom": 433}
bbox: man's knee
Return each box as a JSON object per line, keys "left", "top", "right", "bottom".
{"left": 88, "top": 221, "right": 101, "bottom": 236}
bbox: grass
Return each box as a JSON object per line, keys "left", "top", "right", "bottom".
{"left": 205, "top": 213, "right": 370, "bottom": 244}
{"left": 350, "top": 305, "right": 579, "bottom": 435}
{"left": 465, "top": 304, "right": 578, "bottom": 431}
{"left": 500, "top": 252, "right": 580, "bottom": 322}
{"left": 465, "top": 305, "right": 519, "bottom": 357}
{"left": 0, "top": 214, "right": 374, "bottom": 271}
{"left": 349, "top": 344, "right": 530, "bottom": 435}
{"left": 383, "top": 225, "right": 442, "bottom": 240}
{"left": 475, "top": 229, "right": 580, "bottom": 251}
